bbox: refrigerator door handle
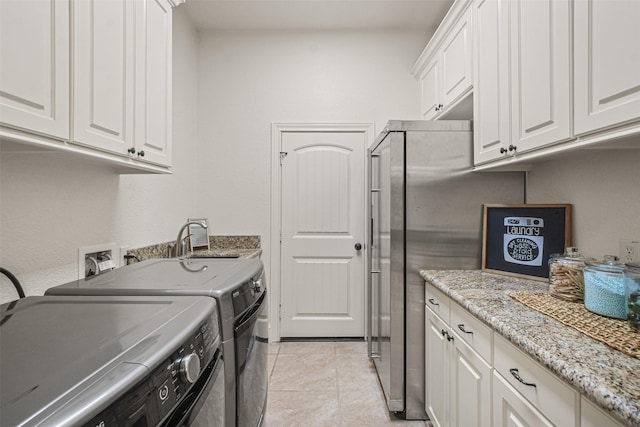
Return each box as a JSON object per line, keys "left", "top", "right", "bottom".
{"left": 368, "top": 270, "right": 380, "bottom": 358}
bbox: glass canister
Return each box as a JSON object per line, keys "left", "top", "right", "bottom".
{"left": 625, "top": 262, "right": 640, "bottom": 331}
{"left": 583, "top": 255, "right": 626, "bottom": 319}
{"left": 548, "top": 247, "right": 593, "bottom": 302}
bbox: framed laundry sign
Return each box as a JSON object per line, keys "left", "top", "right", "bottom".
{"left": 482, "top": 204, "right": 572, "bottom": 281}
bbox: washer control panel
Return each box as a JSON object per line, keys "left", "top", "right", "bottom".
{"left": 83, "top": 317, "right": 219, "bottom": 427}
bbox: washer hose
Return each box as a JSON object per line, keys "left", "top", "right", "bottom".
{"left": 0, "top": 267, "right": 26, "bottom": 299}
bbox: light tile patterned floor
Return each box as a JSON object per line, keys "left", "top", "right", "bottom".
{"left": 263, "top": 341, "right": 429, "bottom": 427}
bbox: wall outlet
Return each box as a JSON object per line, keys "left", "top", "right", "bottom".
{"left": 619, "top": 239, "right": 640, "bottom": 264}
{"left": 79, "top": 243, "right": 117, "bottom": 279}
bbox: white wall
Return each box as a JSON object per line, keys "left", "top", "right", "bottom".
{"left": 195, "top": 28, "right": 426, "bottom": 292}
{"left": 526, "top": 144, "right": 640, "bottom": 260}
{"left": 0, "top": 7, "right": 200, "bottom": 302}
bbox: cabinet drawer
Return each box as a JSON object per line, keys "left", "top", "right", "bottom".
{"left": 494, "top": 334, "right": 578, "bottom": 427}
{"left": 450, "top": 302, "right": 492, "bottom": 363}
{"left": 425, "top": 283, "right": 450, "bottom": 323}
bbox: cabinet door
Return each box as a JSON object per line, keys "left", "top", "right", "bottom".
{"left": 441, "top": 7, "right": 472, "bottom": 108}
{"left": 421, "top": 57, "right": 440, "bottom": 120}
{"left": 450, "top": 335, "right": 491, "bottom": 427}
{"left": 425, "top": 308, "right": 449, "bottom": 427}
{"left": 574, "top": 0, "right": 640, "bottom": 135}
{"left": 135, "top": 0, "right": 173, "bottom": 167}
{"left": 510, "top": 0, "right": 571, "bottom": 153}
{"left": 0, "top": 0, "right": 69, "bottom": 139}
{"left": 581, "top": 396, "right": 624, "bottom": 427}
{"left": 473, "top": 0, "right": 510, "bottom": 165}
{"left": 493, "top": 372, "right": 554, "bottom": 427}
{"left": 73, "top": 0, "right": 135, "bottom": 155}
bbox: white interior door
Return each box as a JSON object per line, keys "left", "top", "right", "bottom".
{"left": 280, "top": 130, "right": 366, "bottom": 337}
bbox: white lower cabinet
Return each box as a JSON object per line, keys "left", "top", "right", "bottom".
{"left": 581, "top": 396, "right": 625, "bottom": 427}
{"left": 425, "top": 301, "right": 491, "bottom": 427}
{"left": 450, "top": 329, "right": 491, "bottom": 427}
{"left": 425, "top": 308, "right": 449, "bottom": 427}
{"left": 424, "top": 283, "right": 627, "bottom": 427}
{"left": 493, "top": 333, "right": 578, "bottom": 427}
{"left": 493, "top": 371, "right": 554, "bottom": 427}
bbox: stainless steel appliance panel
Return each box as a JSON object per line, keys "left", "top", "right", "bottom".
{"left": 368, "top": 120, "right": 525, "bottom": 420}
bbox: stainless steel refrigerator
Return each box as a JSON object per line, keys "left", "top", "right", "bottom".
{"left": 367, "top": 120, "right": 524, "bottom": 420}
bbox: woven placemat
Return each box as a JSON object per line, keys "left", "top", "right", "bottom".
{"left": 509, "top": 291, "right": 640, "bottom": 359}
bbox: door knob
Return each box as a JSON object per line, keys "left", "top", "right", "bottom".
{"left": 355, "top": 243, "right": 362, "bottom": 251}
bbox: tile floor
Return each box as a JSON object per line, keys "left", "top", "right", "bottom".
{"left": 262, "top": 340, "right": 429, "bottom": 427}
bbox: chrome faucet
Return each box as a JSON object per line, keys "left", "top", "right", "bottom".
{"left": 173, "top": 221, "right": 208, "bottom": 258}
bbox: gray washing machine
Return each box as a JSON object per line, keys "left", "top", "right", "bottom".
{"left": 46, "top": 258, "right": 268, "bottom": 427}
{"left": 0, "top": 295, "right": 225, "bottom": 426}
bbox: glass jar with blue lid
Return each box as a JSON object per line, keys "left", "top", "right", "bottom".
{"left": 583, "top": 255, "right": 626, "bottom": 319}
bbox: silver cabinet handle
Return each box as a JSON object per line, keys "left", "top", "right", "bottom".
{"left": 509, "top": 368, "right": 536, "bottom": 388}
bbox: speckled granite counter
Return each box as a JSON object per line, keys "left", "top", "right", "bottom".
{"left": 127, "top": 235, "right": 261, "bottom": 261}
{"left": 420, "top": 270, "right": 640, "bottom": 427}
{"left": 188, "top": 248, "right": 261, "bottom": 259}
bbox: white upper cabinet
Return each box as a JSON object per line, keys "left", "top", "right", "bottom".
{"left": 574, "top": 0, "right": 640, "bottom": 136}
{"left": 473, "top": 0, "right": 639, "bottom": 169}
{"left": 0, "top": 0, "right": 176, "bottom": 172}
{"left": 509, "top": 0, "right": 572, "bottom": 154}
{"left": 472, "top": 0, "right": 510, "bottom": 165}
{"left": 73, "top": 0, "right": 135, "bottom": 155}
{"left": 134, "top": 0, "right": 173, "bottom": 167}
{"left": 0, "top": 0, "right": 70, "bottom": 140}
{"left": 413, "top": 0, "right": 473, "bottom": 120}
{"left": 441, "top": 9, "right": 472, "bottom": 109}
{"left": 421, "top": 57, "right": 440, "bottom": 120}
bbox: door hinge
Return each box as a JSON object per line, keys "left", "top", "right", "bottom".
{"left": 279, "top": 151, "right": 288, "bottom": 165}
{"left": 279, "top": 304, "right": 282, "bottom": 320}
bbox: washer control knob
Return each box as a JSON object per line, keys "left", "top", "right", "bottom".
{"left": 178, "top": 353, "right": 200, "bottom": 384}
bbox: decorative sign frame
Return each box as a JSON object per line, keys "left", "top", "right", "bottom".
{"left": 482, "top": 204, "right": 572, "bottom": 281}
{"left": 187, "top": 218, "right": 210, "bottom": 251}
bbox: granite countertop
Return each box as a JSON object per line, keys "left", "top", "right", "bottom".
{"left": 420, "top": 270, "right": 640, "bottom": 427}
{"left": 127, "top": 235, "right": 261, "bottom": 261}
{"left": 188, "top": 247, "right": 262, "bottom": 259}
